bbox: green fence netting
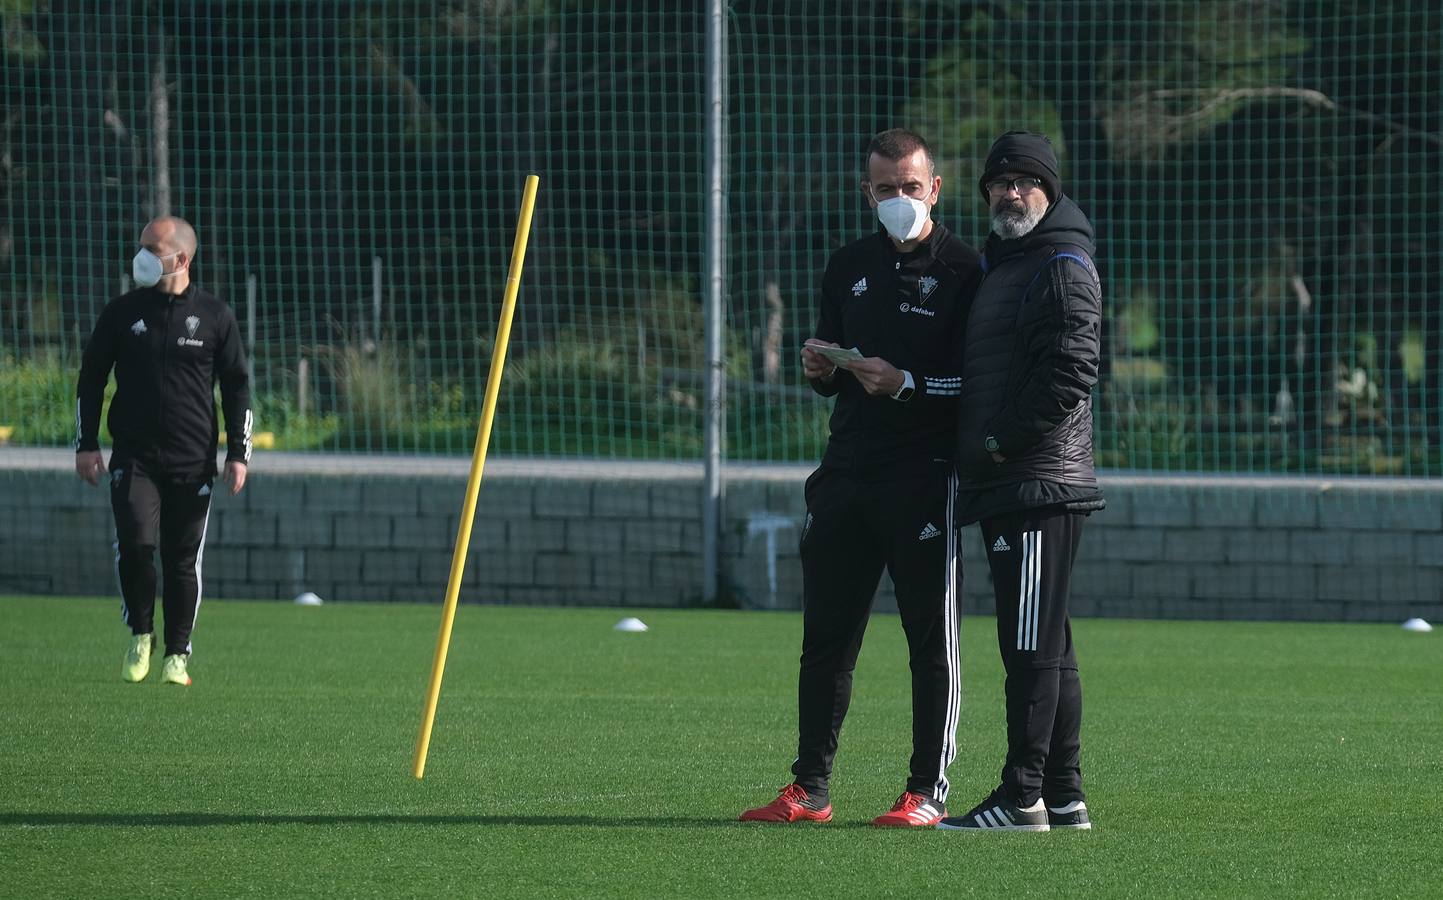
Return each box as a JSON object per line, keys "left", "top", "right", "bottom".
{"left": 2, "top": 2, "right": 1439, "bottom": 475}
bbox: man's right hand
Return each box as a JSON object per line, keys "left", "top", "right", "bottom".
{"left": 75, "top": 451, "right": 105, "bottom": 486}
{"left": 801, "top": 339, "right": 840, "bottom": 381}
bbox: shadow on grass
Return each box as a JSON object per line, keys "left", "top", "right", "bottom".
{"left": 1, "top": 812, "right": 871, "bottom": 829}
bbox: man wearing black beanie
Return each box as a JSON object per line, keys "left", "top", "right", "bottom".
{"left": 977, "top": 130, "right": 1062, "bottom": 204}
{"left": 938, "top": 131, "right": 1104, "bottom": 833}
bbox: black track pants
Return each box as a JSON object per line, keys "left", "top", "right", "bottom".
{"left": 980, "top": 506, "right": 1086, "bottom": 808}
{"left": 792, "top": 463, "right": 962, "bottom": 803}
{"left": 109, "top": 456, "right": 213, "bottom": 657}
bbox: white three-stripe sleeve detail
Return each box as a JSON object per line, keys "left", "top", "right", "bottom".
{"left": 923, "top": 376, "right": 963, "bottom": 396}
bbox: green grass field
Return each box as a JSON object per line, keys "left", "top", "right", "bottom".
{"left": 2, "top": 596, "right": 1439, "bottom": 899}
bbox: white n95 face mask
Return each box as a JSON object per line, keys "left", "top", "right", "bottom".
{"left": 876, "top": 195, "right": 929, "bottom": 243}
{"left": 132, "top": 248, "right": 178, "bottom": 287}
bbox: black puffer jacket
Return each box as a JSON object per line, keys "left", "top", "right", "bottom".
{"left": 954, "top": 196, "right": 1104, "bottom": 524}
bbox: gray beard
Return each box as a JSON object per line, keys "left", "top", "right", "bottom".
{"left": 991, "top": 206, "right": 1044, "bottom": 240}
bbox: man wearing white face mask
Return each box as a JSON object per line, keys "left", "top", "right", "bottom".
{"left": 740, "top": 129, "right": 982, "bottom": 828}
{"left": 75, "top": 215, "right": 252, "bottom": 687}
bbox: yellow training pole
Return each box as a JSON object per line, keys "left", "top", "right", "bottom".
{"left": 413, "top": 174, "right": 539, "bottom": 779}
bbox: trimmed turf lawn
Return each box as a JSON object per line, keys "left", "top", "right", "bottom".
{"left": 2, "top": 595, "right": 1439, "bottom": 898}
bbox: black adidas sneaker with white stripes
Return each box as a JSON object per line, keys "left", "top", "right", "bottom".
{"left": 936, "top": 790, "right": 1049, "bottom": 832}
{"left": 1047, "top": 800, "right": 1092, "bottom": 830}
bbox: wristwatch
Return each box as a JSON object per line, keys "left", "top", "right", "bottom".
{"left": 891, "top": 370, "right": 915, "bottom": 402}
{"left": 984, "top": 436, "right": 1000, "bottom": 453}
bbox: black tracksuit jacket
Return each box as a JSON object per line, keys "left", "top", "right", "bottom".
{"left": 76, "top": 283, "right": 252, "bottom": 480}
{"left": 810, "top": 223, "right": 982, "bottom": 475}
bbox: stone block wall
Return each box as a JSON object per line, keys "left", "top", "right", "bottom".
{"left": 2, "top": 450, "right": 1439, "bottom": 623}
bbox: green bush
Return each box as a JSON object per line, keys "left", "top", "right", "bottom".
{"left": 316, "top": 338, "right": 427, "bottom": 452}
{"left": 5, "top": 344, "right": 1430, "bottom": 475}
{"left": 0, "top": 351, "right": 105, "bottom": 446}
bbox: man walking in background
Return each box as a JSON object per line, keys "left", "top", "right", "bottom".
{"left": 740, "top": 129, "right": 982, "bottom": 827}
{"left": 939, "top": 132, "right": 1103, "bottom": 832}
{"left": 75, "top": 215, "right": 252, "bottom": 687}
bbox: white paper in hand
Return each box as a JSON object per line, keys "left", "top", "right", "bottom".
{"left": 807, "top": 344, "right": 864, "bottom": 368}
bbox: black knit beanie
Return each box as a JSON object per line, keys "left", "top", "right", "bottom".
{"left": 979, "top": 131, "right": 1061, "bottom": 202}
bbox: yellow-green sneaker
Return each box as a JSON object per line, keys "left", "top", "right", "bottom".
{"left": 122, "top": 633, "right": 153, "bottom": 682}
{"left": 160, "top": 653, "right": 192, "bottom": 686}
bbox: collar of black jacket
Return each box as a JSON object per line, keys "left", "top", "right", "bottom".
{"left": 141, "top": 282, "right": 198, "bottom": 302}
{"left": 982, "top": 195, "right": 1095, "bottom": 268}
{"left": 875, "top": 220, "right": 951, "bottom": 260}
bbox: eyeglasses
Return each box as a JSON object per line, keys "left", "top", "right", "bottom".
{"left": 985, "top": 176, "right": 1043, "bottom": 195}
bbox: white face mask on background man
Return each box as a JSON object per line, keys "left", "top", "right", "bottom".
{"left": 132, "top": 248, "right": 181, "bottom": 287}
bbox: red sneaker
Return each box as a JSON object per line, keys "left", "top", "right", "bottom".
{"left": 872, "top": 791, "right": 945, "bottom": 827}
{"left": 738, "top": 784, "right": 833, "bottom": 823}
